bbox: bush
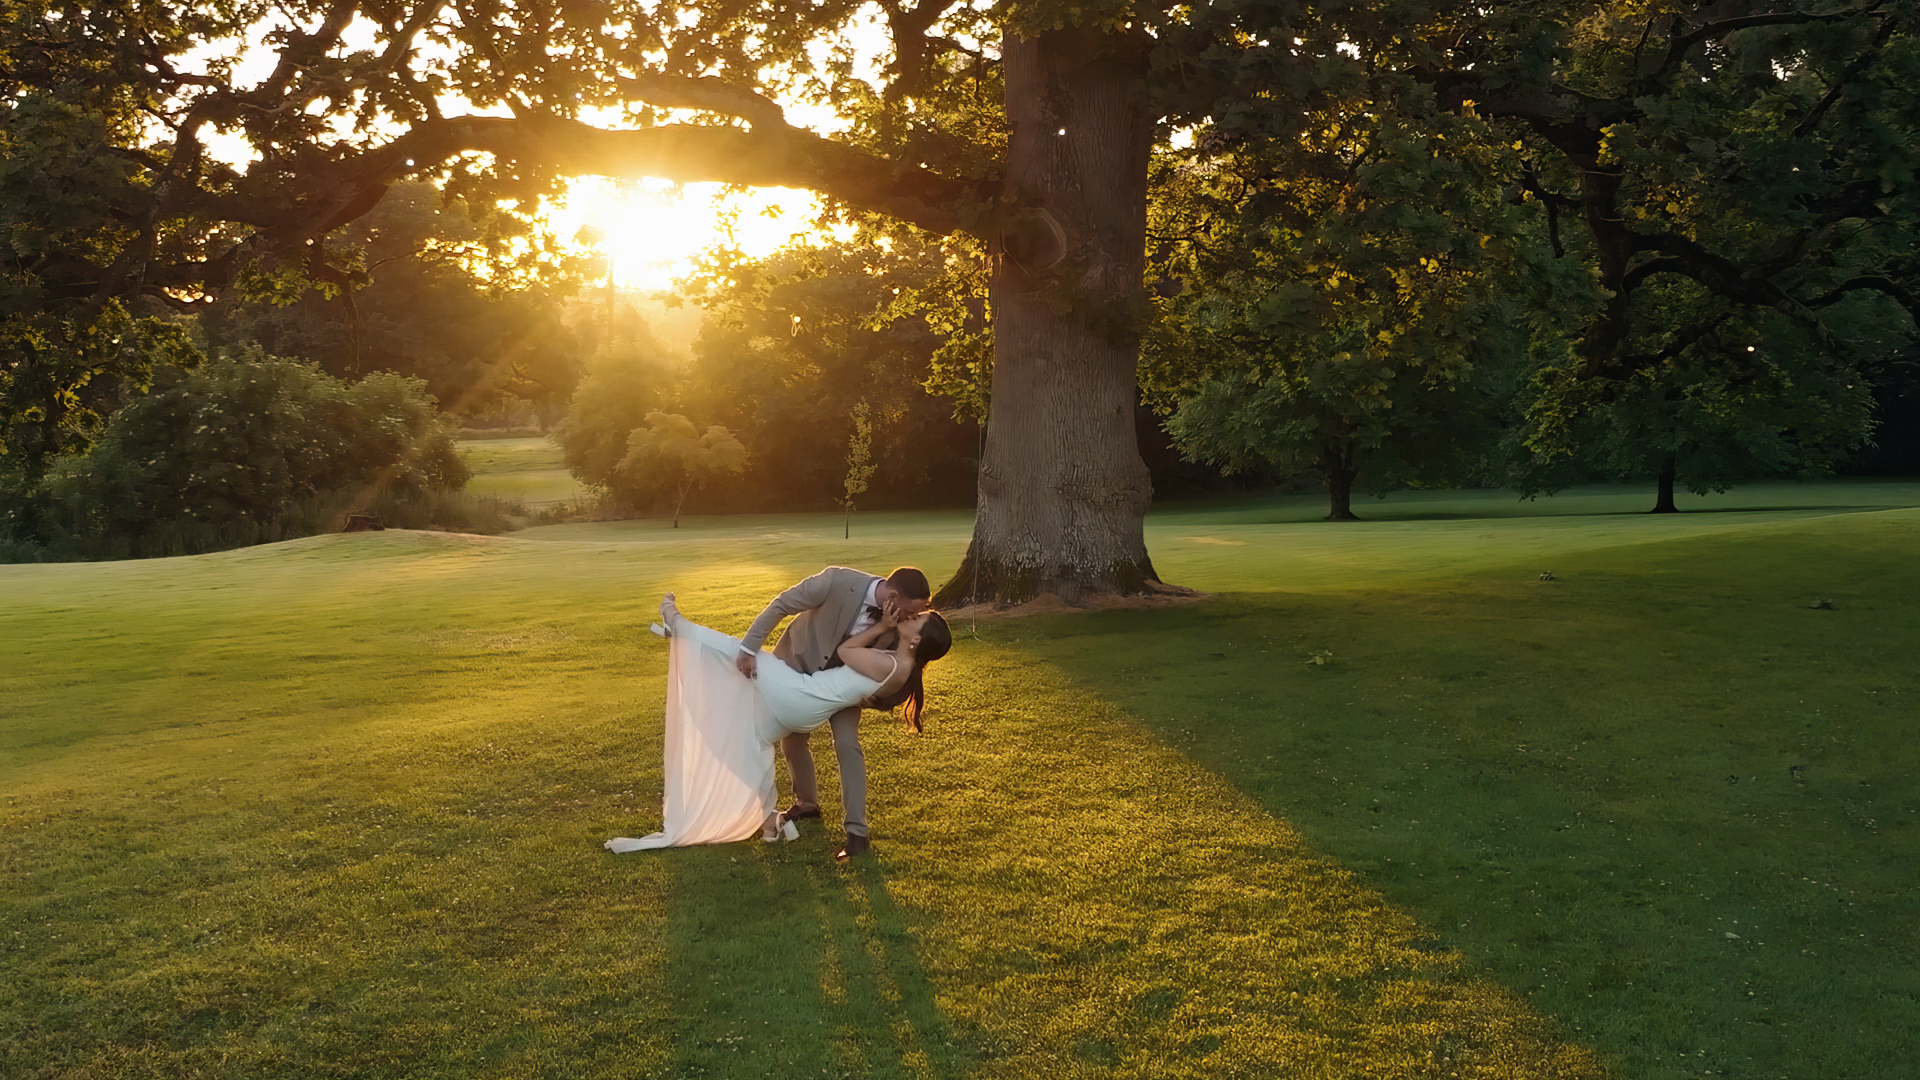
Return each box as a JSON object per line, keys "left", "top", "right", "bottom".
{"left": 3, "top": 349, "right": 483, "bottom": 561}
{"left": 1, "top": 490, "right": 525, "bottom": 562}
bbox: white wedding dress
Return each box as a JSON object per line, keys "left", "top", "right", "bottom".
{"left": 604, "top": 608, "right": 888, "bottom": 852}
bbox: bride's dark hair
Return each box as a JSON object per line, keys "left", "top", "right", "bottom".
{"left": 870, "top": 612, "right": 951, "bottom": 732}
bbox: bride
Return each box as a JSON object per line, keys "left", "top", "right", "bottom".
{"left": 605, "top": 593, "right": 951, "bottom": 852}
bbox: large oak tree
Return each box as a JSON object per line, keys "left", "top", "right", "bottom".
{"left": 3, "top": 0, "right": 1236, "bottom": 604}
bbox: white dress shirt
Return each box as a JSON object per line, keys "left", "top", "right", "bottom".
{"left": 844, "top": 579, "right": 882, "bottom": 639}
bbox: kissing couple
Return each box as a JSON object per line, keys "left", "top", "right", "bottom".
{"left": 605, "top": 566, "right": 951, "bottom": 859}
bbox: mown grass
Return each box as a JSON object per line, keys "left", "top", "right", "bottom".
{"left": 459, "top": 436, "right": 589, "bottom": 507}
{"left": 1026, "top": 511, "right": 1920, "bottom": 1080}
{"left": 3, "top": 480, "right": 1917, "bottom": 1079}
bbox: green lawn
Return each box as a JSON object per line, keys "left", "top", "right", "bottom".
{"left": 3, "top": 480, "right": 1916, "bottom": 1079}
{"left": 458, "top": 436, "right": 589, "bottom": 507}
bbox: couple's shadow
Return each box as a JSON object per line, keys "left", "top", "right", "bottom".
{"left": 654, "top": 840, "right": 976, "bottom": 1077}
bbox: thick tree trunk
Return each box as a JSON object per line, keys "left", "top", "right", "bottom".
{"left": 1323, "top": 439, "right": 1361, "bottom": 522}
{"left": 1650, "top": 453, "right": 1679, "bottom": 514}
{"left": 934, "top": 29, "right": 1159, "bottom": 608}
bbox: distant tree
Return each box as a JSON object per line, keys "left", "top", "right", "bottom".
{"left": 842, "top": 400, "right": 876, "bottom": 538}
{"left": 684, "top": 236, "right": 976, "bottom": 511}
{"left": 1511, "top": 318, "right": 1880, "bottom": 512}
{"left": 551, "top": 310, "right": 679, "bottom": 492}
{"left": 1148, "top": 97, "right": 1530, "bottom": 521}
{"left": 0, "top": 303, "right": 200, "bottom": 522}
{"left": 616, "top": 412, "right": 747, "bottom": 526}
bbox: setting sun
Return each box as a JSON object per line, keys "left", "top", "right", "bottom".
{"left": 547, "top": 178, "right": 835, "bottom": 292}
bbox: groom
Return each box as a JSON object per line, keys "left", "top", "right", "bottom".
{"left": 736, "top": 565, "right": 932, "bottom": 858}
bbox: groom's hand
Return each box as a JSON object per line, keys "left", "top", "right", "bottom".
{"left": 735, "top": 652, "right": 757, "bottom": 679}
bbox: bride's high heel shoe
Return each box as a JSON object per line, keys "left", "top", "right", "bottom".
{"left": 760, "top": 811, "right": 800, "bottom": 843}
{"left": 651, "top": 593, "right": 681, "bottom": 638}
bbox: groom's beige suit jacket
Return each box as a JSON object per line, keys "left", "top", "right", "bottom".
{"left": 740, "top": 566, "right": 879, "bottom": 674}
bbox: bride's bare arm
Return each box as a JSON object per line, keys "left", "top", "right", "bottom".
{"left": 839, "top": 617, "right": 892, "bottom": 654}
{"left": 838, "top": 610, "right": 906, "bottom": 691}
{"left": 839, "top": 647, "right": 906, "bottom": 692}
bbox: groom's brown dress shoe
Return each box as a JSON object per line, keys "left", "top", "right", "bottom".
{"left": 782, "top": 803, "right": 823, "bottom": 822}
{"left": 834, "top": 833, "right": 870, "bottom": 861}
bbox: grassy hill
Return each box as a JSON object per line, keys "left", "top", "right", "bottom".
{"left": 3, "top": 480, "right": 1916, "bottom": 1079}
{"left": 457, "top": 436, "right": 589, "bottom": 508}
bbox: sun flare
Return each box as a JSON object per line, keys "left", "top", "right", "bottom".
{"left": 548, "top": 179, "right": 836, "bottom": 292}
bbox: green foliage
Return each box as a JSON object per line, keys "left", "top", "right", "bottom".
{"left": 1486, "top": 1, "right": 1916, "bottom": 479}
{"left": 550, "top": 309, "right": 680, "bottom": 492}
{"left": 0, "top": 303, "right": 201, "bottom": 489}
{"left": 614, "top": 411, "right": 747, "bottom": 524}
{"left": 1152, "top": 0, "right": 1917, "bottom": 508}
{"left": 678, "top": 236, "right": 979, "bottom": 509}
{"left": 1512, "top": 307, "right": 1881, "bottom": 499}
{"left": 7, "top": 0, "right": 1912, "bottom": 537}
{"left": 842, "top": 400, "right": 876, "bottom": 537}
{"left": 202, "top": 183, "right": 586, "bottom": 423}
{"left": 864, "top": 230, "right": 993, "bottom": 424}
{"left": 0, "top": 93, "right": 143, "bottom": 288}
{"left": 9, "top": 349, "right": 466, "bottom": 558}
{"left": 1149, "top": 94, "right": 1531, "bottom": 514}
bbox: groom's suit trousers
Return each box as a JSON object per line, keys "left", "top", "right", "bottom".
{"left": 780, "top": 705, "right": 866, "bottom": 836}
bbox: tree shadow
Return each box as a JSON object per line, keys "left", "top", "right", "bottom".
{"left": 1154, "top": 479, "right": 1920, "bottom": 530}
{"left": 1019, "top": 570, "right": 1920, "bottom": 1079}
{"left": 655, "top": 840, "right": 973, "bottom": 1079}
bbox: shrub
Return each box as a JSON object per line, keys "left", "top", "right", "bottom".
{"left": 5, "top": 349, "right": 478, "bottom": 560}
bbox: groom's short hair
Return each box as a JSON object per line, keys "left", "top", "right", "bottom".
{"left": 887, "top": 567, "right": 932, "bottom": 600}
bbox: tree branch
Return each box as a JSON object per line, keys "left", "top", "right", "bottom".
{"left": 1620, "top": 256, "right": 1689, "bottom": 292}
{"left": 1606, "top": 313, "right": 1733, "bottom": 377}
{"left": 378, "top": 1, "right": 446, "bottom": 77}
{"left": 1793, "top": 15, "right": 1896, "bottom": 137}
{"left": 1632, "top": 230, "right": 1801, "bottom": 309}
{"left": 1516, "top": 162, "right": 1577, "bottom": 257}
{"left": 254, "top": 0, "right": 361, "bottom": 102}
{"left": 882, "top": 0, "right": 963, "bottom": 104}
{"left": 1665, "top": 2, "right": 1885, "bottom": 61}
{"left": 1807, "top": 273, "right": 1920, "bottom": 319}
{"left": 611, "top": 73, "right": 788, "bottom": 130}
{"left": 162, "top": 116, "right": 1000, "bottom": 293}
{"left": 1408, "top": 68, "right": 1624, "bottom": 160}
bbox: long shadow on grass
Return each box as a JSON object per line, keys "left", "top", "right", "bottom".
{"left": 1020, "top": 529, "right": 1920, "bottom": 1080}
{"left": 650, "top": 841, "right": 971, "bottom": 1079}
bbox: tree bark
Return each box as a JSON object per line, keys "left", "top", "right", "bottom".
{"left": 1322, "top": 439, "right": 1361, "bottom": 522}
{"left": 1650, "top": 452, "right": 1680, "bottom": 514}
{"left": 934, "top": 28, "right": 1159, "bottom": 608}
